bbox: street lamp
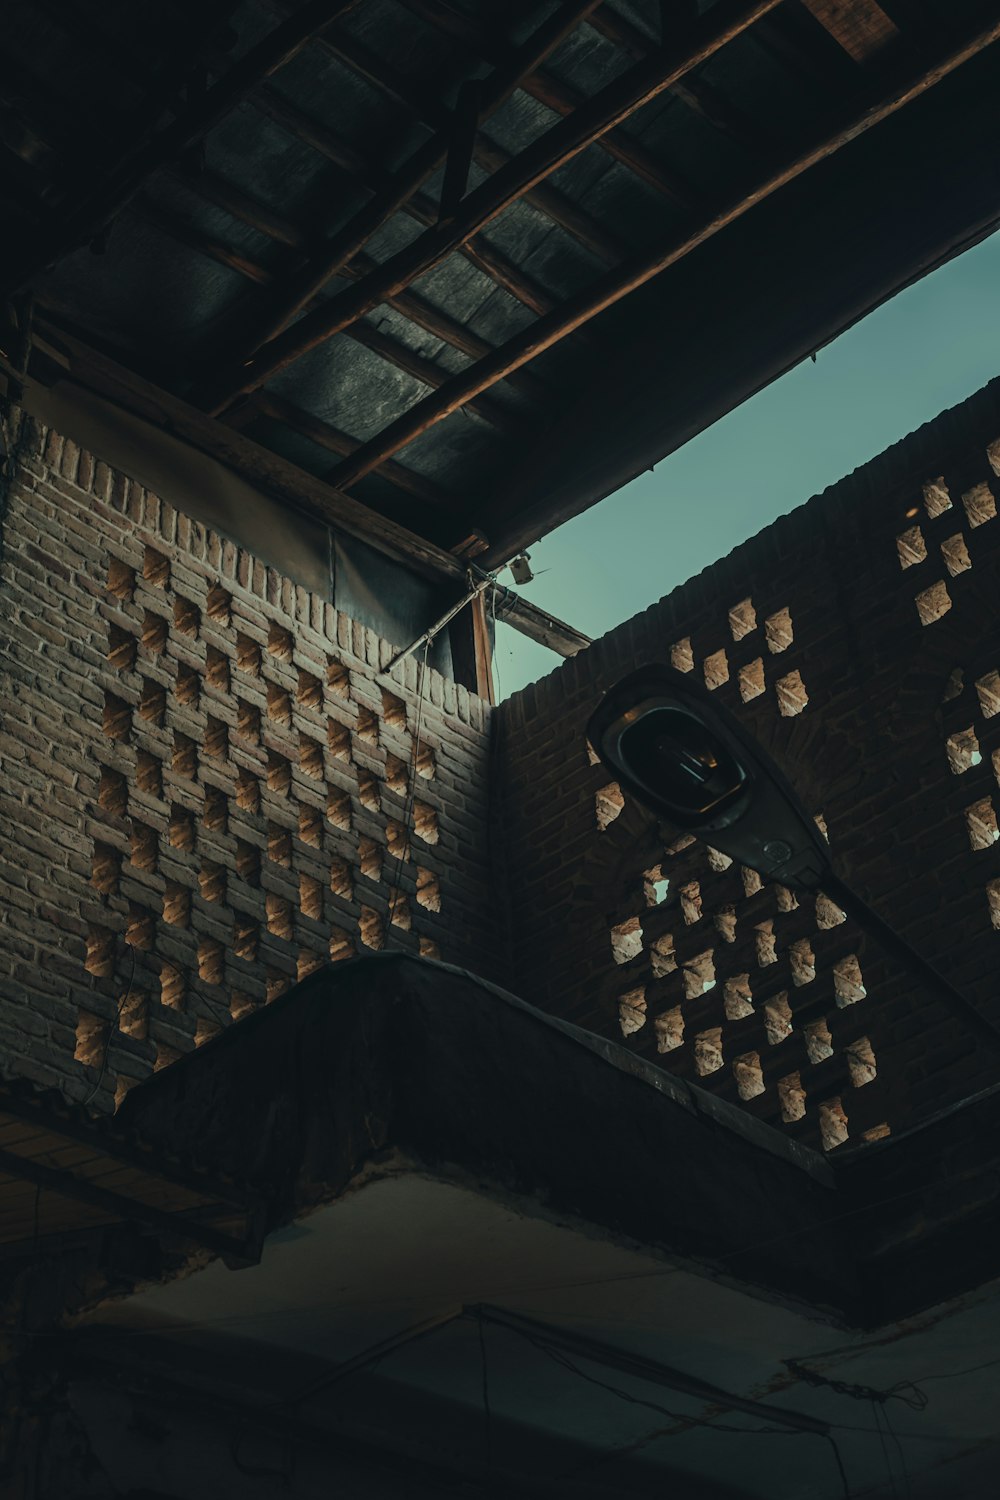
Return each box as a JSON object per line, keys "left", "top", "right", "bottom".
{"left": 587, "top": 664, "right": 1000, "bottom": 1050}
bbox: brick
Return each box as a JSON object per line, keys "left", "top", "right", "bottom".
{"left": 0, "top": 418, "right": 496, "bottom": 1104}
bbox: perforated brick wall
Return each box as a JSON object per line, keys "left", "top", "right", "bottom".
{"left": 0, "top": 418, "right": 495, "bottom": 1111}
{"left": 496, "top": 378, "right": 1000, "bottom": 1152}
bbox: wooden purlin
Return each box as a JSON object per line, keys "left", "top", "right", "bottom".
{"left": 587, "top": 3, "right": 777, "bottom": 155}
{"left": 129, "top": 197, "right": 531, "bottom": 438}
{"left": 248, "top": 86, "right": 560, "bottom": 320}
{"left": 198, "top": 0, "right": 782, "bottom": 416}
{"left": 275, "top": 0, "right": 764, "bottom": 192}
{"left": 319, "top": 12, "right": 1000, "bottom": 498}
{"left": 194, "top": 93, "right": 617, "bottom": 286}
{"left": 205, "top": 0, "right": 608, "bottom": 382}
{"left": 248, "top": 390, "right": 458, "bottom": 510}
{"left": 400, "top": 0, "right": 704, "bottom": 210}
{"left": 24, "top": 0, "right": 623, "bottom": 279}
{"left": 10, "top": 49, "right": 557, "bottom": 401}
{"left": 259, "top": 0, "right": 628, "bottom": 265}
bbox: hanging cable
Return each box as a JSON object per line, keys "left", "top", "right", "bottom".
{"left": 501, "top": 1316, "right": 851, "bottom": 1500}
{"left": 477, "top": 1309, "right": 494, "bottom": 1482}
{"left": 827, "top": 1434, "right": 852, "bottom": 1499}
{"left": 872, "top": 1399, "right": 899, "bottom": 1498}
{"left": 782, "top": 1361, "right": 928, "bottom": 1413}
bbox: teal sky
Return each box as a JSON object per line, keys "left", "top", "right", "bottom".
{"left": 495, "top": 230, "right": 1000, "bottom": 699}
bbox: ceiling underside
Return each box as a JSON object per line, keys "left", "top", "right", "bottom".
{"left": 53, "top": 951, "right": 1000, "bottom": 1499}
{"left": 4, "top": 0, "right": 1000, "bottom": 579}
{"left": 68, "top": 1174, "right": 1000, "bottom": 1499}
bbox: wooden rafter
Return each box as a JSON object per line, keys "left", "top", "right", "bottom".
{"left": 1, "top": 0, "right": 359, "bottom": 296}
{"left": 162, "top": 175, "right": 556, "bottom": 402}
{"left": 178, "top": 164, "right": 550, "bottom": 338}
{"left": 317, "top": 11, "right": 1000, "bottom": 497}
{"left": 399, "top": 0, "right": 703, "bottom": 209}
{"left": 197, "top": 0, "right": 782, "bottom": 414}
{"left": 159, "top": 168, "right": 555, "bottom": 406}
{"left": 247, "top": 391, "right": 458, "bottom": 509}
{"left": 586, "top": 4, "right": 777, "bottom": 156}
{"left": 246, "top": 86, "right": 562, "bottom": 319}
{"left": 259, "top": 0, "right": 627, "bottom": 264}
{"left": 472, "top": 135, "right": 626, "bottom": 264}
{"left": 130, "top": 196, "right": 529, "bottom": 435}
{"left": 202, "top": 0, "right": 606, "bottom": 386}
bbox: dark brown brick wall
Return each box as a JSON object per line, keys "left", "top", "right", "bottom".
{"left": 0, "top": 417, "right": 496, "bottom": 1111}
{"left": 496, "top": 378, "right": 1000, "bottom": 1152}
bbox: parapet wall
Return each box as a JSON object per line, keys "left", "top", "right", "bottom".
{"left": 496, "top": 378, "right": 1000, "bottom": 1152}
{"left": 0, "top": 418, "right": 496, "bottom": 1110}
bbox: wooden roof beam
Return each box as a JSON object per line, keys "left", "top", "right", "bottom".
{"left": 317, "top": 10, "right": 1000, "bottom": 503}
{"left": 258, "top": 0, "right": 625, "bottom": 262}
{"left": 248, "top": 390, "right": 456, "bottom": 509}
{"left": 472, "top": 136, "right": 626, "bottom": 264}
{"left": 175, "top": 161, "right": 566, "bottom": 351}
{"left": 0, "top": 0, "right": 359, "bottom": 296}
{"left": 587, "top": 5, "right": 777, "bottom": 156}
{"left": 247, "top": 88, "right": 564, "bottom": 319}
{"left": 200, "top": 0, "right": 606, "bottom": 388}
{"left": 400, "top": 0, "right": 704, "bottom": 209}
{"left": 197, "top": 0, "right": 782, "bottom": 415}
{"left": 131, "top": 196, "right": 529, "bottom": 434}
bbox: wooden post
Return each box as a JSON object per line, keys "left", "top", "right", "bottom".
{"left": 471, "top": 591, "right": 497, "bottom": 706}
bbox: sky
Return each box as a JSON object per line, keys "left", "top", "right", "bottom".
{"left": 494, "top": 229, "right": 1000, "bottom": 700}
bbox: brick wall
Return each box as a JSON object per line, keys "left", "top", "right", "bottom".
{"left": 496, "top": 378, "right": 1000, "bottom": 1152}
{"left": 0, "top": 416, "right": 496, "bottom": 1111}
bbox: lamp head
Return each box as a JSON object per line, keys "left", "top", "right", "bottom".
{"left": 587, "top": 664, "right": 830, "bottom": 892}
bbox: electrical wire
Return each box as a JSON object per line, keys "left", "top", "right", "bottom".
{"left": 827, "top": 1434, "right": 852, "bottom": 1499}
{"left": 478, "top": 1309, "right": 493, "bottom": 1481}
{"left": 914, "top": 1354, "right": 1000, "bottom": 1384}
{"left": 872, "top": 1399, "right": 898, "bottom": 1498}
{"left": 503, "top": 1321, "right": 852, "bottom": 1500}
{"left": 783, "top": 1361, "right": 928, "bottom": 1412}
{"left": 507, "top": 1318, "right": 796, "bottom": 1437}
{"left": 884, "top": 1405, "right": 913, "bottom": 1498}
